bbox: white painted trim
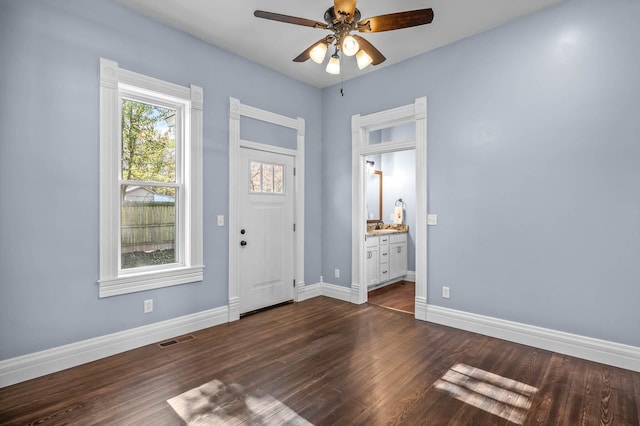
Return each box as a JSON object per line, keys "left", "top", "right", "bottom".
{"left": 98, "top": 58, "right": 203, "bottom": 297}
{"left": 99, "top": 266, "right": 204, "bottom": 298}
{"left": 297, "top": 282, "right": 323, "bottom": 302}
{"left": 405, "top": 270, "right": 416, "bottom": 282}
{"left": 351, "top": 97, "right": 428, "bottom": 319}
{"left": 0, "top": 306, "right": 229, "bottom": 388}
{"left": 322, "top": 282, "right": 353, "bottom": 302}
{"left": 228, "top": 97, "right": 305, "bottom": 319}
{"left": 296, "top": 282, "right": 360, "bottom": 303}
{"left": 426, "top": 305, "right": 640, "bottom": 372}
{"left": 240, "top": 139, "right": 297, "bottom": 157}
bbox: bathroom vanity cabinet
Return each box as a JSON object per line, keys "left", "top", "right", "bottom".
{"left": 365, "top": 232, "right": 407, "bottom": 288}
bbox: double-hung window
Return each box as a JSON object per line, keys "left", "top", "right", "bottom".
{"left": 99, "top": 58, "right": 203, "bottom": 297}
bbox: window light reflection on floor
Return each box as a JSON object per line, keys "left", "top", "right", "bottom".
{"left": 168, "top": 379, "right": 312, "bottom": 425}
{"left": 434, "top": 363, "right": 539, "bottom": 425}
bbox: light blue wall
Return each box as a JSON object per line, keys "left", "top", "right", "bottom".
{"left": 322, "top": 0, "right": 640, "bottom": 347}
{"left": 2, "top": 0, "right": 639, "bottom": 362}
{"left": 0, "top": 0, "right": 322, "bottom": 360}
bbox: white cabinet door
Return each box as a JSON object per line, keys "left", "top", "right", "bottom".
{"left": 365, "top": 245, "right": 379, "bottom": 287}
{"left": 389, "top": 233, "right": 408, "bottom": 280}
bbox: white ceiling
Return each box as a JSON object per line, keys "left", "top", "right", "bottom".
{"left": 116, "top": 0, "right": 566, "bottom": 88}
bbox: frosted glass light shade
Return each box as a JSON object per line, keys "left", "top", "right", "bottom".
{"left": 341, "top": 35, "right": 359, "bottom": 56}
{"left": 356, "top": 50, "right": 373, "bottom": 70}
{"left": 326, "top": 55, "right": 340, "bottom": 74}
{"left": 309, "top": 43, "right": 328, "bottom": 64}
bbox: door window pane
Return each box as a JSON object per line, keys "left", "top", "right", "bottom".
{"left": 249, "top": 161, "right": 285, "bottom": 194}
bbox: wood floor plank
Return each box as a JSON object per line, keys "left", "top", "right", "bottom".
{"left": 0, "top": 297, "right": 638, "bottom": 426}
{"left": 368, "top": 280, "right": 415, "bottom": 314}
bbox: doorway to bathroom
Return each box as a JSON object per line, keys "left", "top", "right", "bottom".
{"left": 351, "top": 97, "right": 428, "bottom": 320}
{"left": 364, "top": 148, "right": 417, "bottom": 314}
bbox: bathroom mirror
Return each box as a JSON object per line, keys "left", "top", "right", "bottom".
{"left": 366, "top": 170, "right": 382, "bottom": 223}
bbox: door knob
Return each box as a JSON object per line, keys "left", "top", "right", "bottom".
{"left": 240, "top": 240, "right": 247, "bottom": 246}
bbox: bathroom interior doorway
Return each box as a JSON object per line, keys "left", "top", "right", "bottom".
{"left": 351, "top": 97, "right": 428, "bottom": 321}
{"left": 364, "top": 148, "right": 417, "bottom": 314}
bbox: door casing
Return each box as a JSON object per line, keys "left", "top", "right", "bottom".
{"left": 351, "top": 97, "right": 428, "bottom": 320}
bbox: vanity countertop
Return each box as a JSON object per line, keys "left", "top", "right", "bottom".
{"left": 366, "top": 224, "right": 408, "bottom": 235}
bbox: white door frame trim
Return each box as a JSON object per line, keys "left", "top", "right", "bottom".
{"left": 351, "top": 97, "right": 428, "bottom": 320}
{"left": 228, "top": 98, "right": 305, "bottom": 321}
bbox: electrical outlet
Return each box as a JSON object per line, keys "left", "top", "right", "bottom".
{"left": 334, "top": 269, "right": 340, "bottom": 278}
{"left": 144, "top": 299, "right": 154, "bottom": 313}
{"left": 217, "top": 215, "right": 224, "bottom": 226}
{"left": 442, "top": 287, "right": 450, "bottom": 299}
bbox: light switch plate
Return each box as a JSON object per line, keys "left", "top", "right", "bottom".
{"left": 427, "top": 214, "right": 438, "bottom": 226}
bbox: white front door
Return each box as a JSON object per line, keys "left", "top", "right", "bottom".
{"left": 237, "top": 147, "right": 295, "bottom": 314}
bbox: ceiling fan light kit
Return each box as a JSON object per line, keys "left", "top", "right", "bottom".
{"left": 255, "top": 0, "right": 434, "bottom": 75}
{"left": 326, "top": 52, "right": 341, "bottom": 75}
{"left": 341, "top": 34, "right": 360, "bottom": 56}
{"left": 309, "top": 42, "right": 329, "bottom": 64}
{"left": 356, "top": 49, "right": 373, "bottom": 70}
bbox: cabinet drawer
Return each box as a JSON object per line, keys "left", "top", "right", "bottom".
{"left": 390, "top": 233, "right": 407, "bottom": 244}
{"left": 365, "top": 235, "right": 378, "bottom": 248}
{"left": 379, "top": 235, "right": 390, "bottom": 245}
{"left": 379, "top": 266, "right": 389, "bottom": 281}
{"left": 379, "top": 246, "right": 389, "bottom": 260}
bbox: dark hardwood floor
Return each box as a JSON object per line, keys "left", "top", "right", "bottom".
{"left": 1, "top": 297, "right": 639, "bottom": 425}
{"left": 368, "top": 280, "right": 415, "bottom": 314}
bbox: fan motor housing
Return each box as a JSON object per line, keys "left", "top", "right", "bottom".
{"left": 324, "top": 7, "right": 361, "bottom": 26}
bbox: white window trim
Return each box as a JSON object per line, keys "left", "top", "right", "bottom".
{"left": 99, "top": 58, "right": 203, "bottom": 298}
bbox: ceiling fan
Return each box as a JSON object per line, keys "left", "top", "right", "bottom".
{"left": 254, "top": 0, "right": 434, "bottom": 75}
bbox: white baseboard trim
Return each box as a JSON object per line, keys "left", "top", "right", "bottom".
{"left": 298, "top": 281, "right": 352, "bottom": 303}
{"left": 415, "top": 296, "right": 427, "bottom": 321}
{"left": 405, "top": 270, "right": 416, "bottom": 282}
{"left": 322, "top": 282, "right": 352, "bottom": 302}
{"left": 0, "top": 306, "right": 229, "bottom": 388}
{"left": 297, "top": 282, "right": 323, "bottom": 301}
{"left": 426, "top": 304, "right": 640, "bottom": 372}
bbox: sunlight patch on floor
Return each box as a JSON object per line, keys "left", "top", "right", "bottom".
{"left": 434, "top": 363, "right": 538, "bottom": 425}
{"left": 167, "top": 379, "right": 313, "bottom": 425}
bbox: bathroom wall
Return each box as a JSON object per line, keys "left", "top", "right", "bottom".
{"left": 380, "top": 150, "right": 417, "bottom": 272}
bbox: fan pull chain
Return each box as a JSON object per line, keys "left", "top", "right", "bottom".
{"left": 340, "top": 57, "right": 345, "bottom": 96}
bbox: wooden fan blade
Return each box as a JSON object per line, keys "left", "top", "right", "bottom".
{"left": 334, "top": 0, "right": 357, "bottom": 22}
{"left": 357, "top": 9, "right": 434, "bottom": 33}
{"left": 352, "top": 35, "right": 386, "bottom": 65}
{"left": 254, "top": 10, "right": 328, "bottom": 29}
{"left": 293, "top": 38, "right": 328, "bottom": 62}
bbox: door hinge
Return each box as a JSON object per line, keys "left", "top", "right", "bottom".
{"left": 293, "top": 279, "right": 296, "bottom": 287}
{"left": 293, "top": 223, "right": 296, "bottom": 232}
{"left": 293, "top": 167, "right": 296, "bottom": 176}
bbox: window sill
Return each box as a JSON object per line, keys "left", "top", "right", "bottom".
{"left": 98, "top": 266, "right": 204, "bottom": 298}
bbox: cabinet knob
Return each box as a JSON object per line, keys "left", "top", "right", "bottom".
{"left": 397, "top": 247, "right": 402, "bottom": 253}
